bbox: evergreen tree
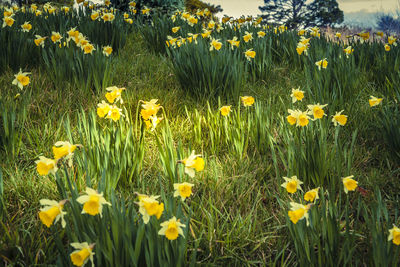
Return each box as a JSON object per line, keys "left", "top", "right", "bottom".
{"left": 305, "top": 0, "right": 343, "bottom": 27}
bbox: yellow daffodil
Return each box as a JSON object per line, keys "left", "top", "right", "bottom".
{"left": 281, "top": 176, "right": 303, "bottom": 194}
{"left": 61, "top": 6, "right": 70, "bottom": 13}
{"left": 288, "top": 202, "right": 310, "bottom": 225}
{"left": 385, "top": 44, "right": 390, "bottom": 51}
{"left": 172, "top": 26, "right": 180, "bottom": 33}
{"left": 335, "top": 32, "right": 341, "bottom": 38}
{"left": 241, "top": 96, "right": 255, "bottom": 106}
{"left": 76, "top": 187, "right": 111, "bottom": 217}
{"left": 52, "top": 141, "right": 79, "bottom": 167}
{"left": 39, "top": 199, "right": 67, "bottom": 228}
{"left": 158, "top": 216, "right": 186, "bottom": 240}
{"left": 105, "top": 0, "right": 111, "bottom": 6}
{"left": 141, "top": 99, "right": 161, "bottom": 120}
{"left": 227, "top": 36, "right": 240, "bottom": 50}
{"left": 105, "top": 86, "right": 125, "bottom": 104}
{"left": 244, "top": 49, "right": 256, "bottom": 61}
{"left": 91, "top": 11, "right": 99, "bottom": 20}
{"left": 145, "top": 115, "right": 163, "bottom": 131}
{"left": 67, "top": 27, "right": 79, "bottom": 40}
{"left": 181, "top": 150, "right": 204, "bottom": 178}
{"left": 51, "top": 32, "right": 62, "bottom": 43}
{"left": 358, "top": 31, "right": 370, "bottom": 41}
{"left": 342, "top": 175, "right": 358, "bottom": 193}
{"left": 35, "top": 156, "right": 58, "bottom": 176}
{"left": 210, "top": 38, "right": 222, "bottom": 51}
{"left": 201, "top": 29, "right": 212, "bottom": 39}
{"left": 102, "top": 45, "right": 113, "bottom": 56}
{"left": 83, "top": 43, "right": 95, "bottom": 54}
{"left": 188, "top": 16, "right": 198, "bottom": 26}
{"left": 70, "top": 242, "right": 95, "bottom": 267}
{"left": 298, "top": 29, "right": 305, "bottom": 36}
{"left": 376, "top": 31, "right": 384, "bottom": 38}
{"left": 243, "top": 31, "right": 253, "bottom": 42}
{"left": 125, "top": 18, "right": 133, "bottom": 24}
{"left": 102, "top": 13, "right": 115, "bottom": 22}
{"left": 369, "top": 96, "right": 383, "bottom": 107}
{"left": 222, "top": 16, "right": 231, "bottom": 24}
{"left": 388, "top": 225, "right": 400, "bottom": 245}
{"left": 207, "top": 20, "right": 215, "bottom": 29}
{"left": 343, "top": 46, "right": 354, "bottom": 58}
{"left": 310, "top": 27, "right": 320, "bottom": 37}
{"left": 220, "top": 105, "right": 231, "bottom": 116}
{"left": 296, "top": 110, "right": 310, "bottom": 127}
{"left": 173, "top": 182, "right": 194, "bottom": 201}
{"left": 315, "top": 58, "right": 328, "bottom": 70}
{"left": 129, "top": 1, "right": 136, "bottom": 7}
{"left": 286, "top": 109, "right": 300, "bottom": 125}
{"left": 307, "top": 103, "right": 328, "bottom": 120}
{"left": 106, "top": 105, "right": 123, "bottom": 122}
{"left": 332, "top": 110, "right": 348, "bottom": 126}
{"left": 97, "top": 101, "right": 111, "bottom": 118}
{"left": 136, "top": 194, "right": 164, "bottom": 224}
{"left": 388, "top": 36, "right": 397, "bottom": 46}
{"left": 4, "top": 8, "right": 13, "bottom": 17}
{"left": 141, "top": 7, "right": 150, "bottom": 16}
{"left": 304, "top": 187, "right": 320, "bottom": 202}
{"left": 296, "top": 42, "right": 308, "bottom": 55}
{"left": 35, "top": 10, "right": 42, "bottom": 16}
{"left": 290, "top": 87, "right": 304, "bottom": 103}
{"left": 257, "top": 31, "right": 266, "bottom": 38}
{"left": 12, "top": 69, "right": 30, "bottom": 90}
{"left": 2, "top": 16, "right": 14, "bottom": 28}
{"left": 21, "top": 21, "right": 32, "bottom": 32}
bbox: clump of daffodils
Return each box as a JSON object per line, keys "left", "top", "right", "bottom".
{"left": 140, "top": 99, "right": 163, "bottom": 131}
{"left": 241, "top": 96, "right": 255, "bottom": 106}
{"left": 97, "top": 86, "right": 126, "bottom": 122}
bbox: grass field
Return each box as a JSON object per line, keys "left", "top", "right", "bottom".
{"left": 1, "top": 2, "right": 400, "bottom": 266}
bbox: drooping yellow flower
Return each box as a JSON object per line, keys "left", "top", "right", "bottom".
{"left": 141, "top": 7, "right": 151, "bottom": 16}
{"left": 244, "top": 49, "right": 256, "bottom": 61}
{"left": 243, "top": 31, "right": 253, "bottom": 42}
{"left": 90, "top": 11, "right": 99, "bottom": 20}
{"left": 83, "top": 43, "right": 95, "bottom": 55}
{"left": 315, "top": 58, "right": 328, "bottom": 70}
{"left": 343, "top": 46, "right": 354, "bottom": 58}
{"left": 51, "top": 32, "right": 62, "bottom": 43}
{"left": 286, "top": 109, "right": 300, "bottom": 125}
{"left": 76, "top": 187, "right": 111, "bottom": 217}
{"left": 52, "top": 141, "right": 78, "bottom": 160}
{"left": 227, "top": 36, "right": 240, "bottom": 50}
{"left": 388, "top": 225, "right": 400, "bottom": 245}
{"left": 97, "top": 101, "right": 111, "bottom": 118}
{"left": 369, "top": 96, "right": 383, "bottom": 107}
{"left": 102, "top": 13, "right": 115, "bottom": 22}
{"left": 188, "top": 16, "right": 198, "bottom": 26}
{"left": 39, "top": 199, "right": 67, "bottom": 228}
{"left": 304, "top": 188, "right": 320, "bottom": 202}
{"left": 342, "top": 175, "right": 358, "bottom": 194}
{"left": 35, "top": 10, "right": 42, "bottom": 16}
{"left": 12, "top": 69, "right": 30, "bottom": 90}
{"left": 21, "top": 21, "right": 32, "bottom": 32}
{"left": 296, "top": 42, "right": 308, "bottom": 56}
{"left": 173, "top": 182, "right": 194, "bottom": 201}
{"left": 201, "top": 29, "right": 212, "bottom": 39}
{"left": 172, "top": 26, "right": 180, "bottom": 33}
{"left": 207, "top": 20, "right": 215, "bottom": 29}
{"left": 220, "top": 105, "right": 231, "bottom": 116}
{"left": 385, "top": 44, "right": 390, "bottom": 51}
{"left": 67, "top": 27, "right": 79, "bottom": 40}
{"left": 2, "top": 16, "right": 14, "bottom": 28}
{"left": 335, "top": 32, "right": 341, "bottom": 38}
{"left": 388, "top": 36, "right": 397, "bottom": 46}
{"left": 307, "top": 103, "right": 328, "bottom": 120}
{"left": 281, "top": 176, "right": 303, "bottom": 194}
{"left": 298, "top": 29, "right": 305, "bottom": 36}
{"left": 310, "top": 27, "right": 320, "bottom": 37}
{"left": 125, "top": 18, "right": 133, "bottom": 24}
{"left": 102, "top": 45, "right": 113, "bottom": 56}
{"left": 290, "top": 88, "right": 304, "bottom": 103}
{"left": 241, "top": 96, "right": 255, "bottom": 106}
{"left": 70, "top": 242, "right": 95, "bottom": 267}
{"left": 181, "top": 150, "right": 204, "bottom": 178}
{"left": 35, "top": 156, "right": 58, "bottom": 176}
{"left": 376, "top": 31, "right": 384, "bottom": 38}
{"left": 222, "top": 16, "right": 231, "bottom": 24}
{"left": 141, "top": 99, "right": 161, "bottom": 120}
{"left": 136, "top": 194, "right": 164, "bottom": 224}
{"left": 158, "top": 216, "right": 186, "bottom": 240}
{"left": 358, "top": 31, "right": 370, "bottom": 41}
{"left": 332, "top": 110, "right": 348, "bottom": 126}
{"left": 210, "top": 38, "right": 222, "bottom": 51}
{"left": 288, "top": 202, "right": 310, "bottom": 225}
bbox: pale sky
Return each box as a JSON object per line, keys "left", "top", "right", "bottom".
{"left": 206, "top": 0, "right": 399, "bottom": 18}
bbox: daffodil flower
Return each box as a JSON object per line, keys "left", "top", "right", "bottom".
{"left": 210, "top": 38, "right": 222, "bottom": 51}
{"left": 158, "top": 216, "right": 186, "bottom": 240}
{"left": 12, "top": 69, "right": 30, "bottom": 89}
{"left": 227, "top": 36, "right": 240, "bottom": 50}
{"left": 21, "top": 21, "right": 32, "bottom": 32}
{"left": 315, "top": 58, "right": 328, "bottom": 70}
{"left": 51, "top": 32, "right": 62, "bottom": 43}
{"left": 369, "top": 96, "right": 383, "bottom": 107}
{"left": 141, "top": 99, "right": 161, "bottom": 120}
{"left": 76, "top": 188, "right": 111, "bottom": 217}
{"left": 257, "top": 31, "right": 266, "bottom": 38}
{"left": 343, "top": 46, "right": 354, "bottom": 58}
{"left": 288, "top": 202, "right": 311, "bottom": 225}
{"left": 83, "top": 43, "right": 95, "bottom": 55}
{"left": 332, "top": 110, "right": 348, "bottom": 126}
{"left": 241, "top": 96, "right": 255, "bottom": 106}
{"left": 304, "top": 188, "right": 320, "bottom": 202}
{"left": 39, "top": 199, "right": 67, "bottom": 228}
{"left": 2, "top": 16, "right": 14, "bottom": 28}
{"left": 102, "top": 46, "right": 113, "bottom": 56}
{"left": 244, "top": 49, "right": 256, "bottom": 61}
{"left": 105, "top": 86, "right": 125, "bottom": 104}
{"left": 342, "top": 175, "right": 358, "bottom": 193}
{"left": 307, "top": 103, "right": 327, "bottom": 120}
{"left": 106, "top": 105, "right": 124, "bottom": 122}
{"left": 281, "top": 176, "right": 303, "bottom": 194}
{"left": 70, "top": 242, "right": 95, "bottom": 267}
{"left": 243, "top": 31, "right": 253, "bottom": 42}
{"left": 388, "top": 225, "right": 400, "bottom": 245}
{"left": 181, "top": 150, "right": 204, "bottom": 178}
{"left": 173, "top": 182, "right": 194, "bottom": 201}
{"left": 35, "top": 156, "right": 58, "bottom": 176}
{"left": 220, "top": 105, "right": 231, "bottom": 116}
{"left": 290, "top": 88, "right": 304, "bottom": 103}
{"left": 97, "top": 101, "right": 111, "bottom": 118}
{"left": 136, "top": 194, "right": 164, "bottom": 224}
{"left": 286, "top": 109, "right": 300, "bottom": 125}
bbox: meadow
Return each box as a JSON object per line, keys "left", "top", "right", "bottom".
{"left": 1, "top": 1, "right": 400, "bottom": 266}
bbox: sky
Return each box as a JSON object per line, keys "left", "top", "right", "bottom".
{"left": 206, "top": 0, "right": 399, "bottom": 18}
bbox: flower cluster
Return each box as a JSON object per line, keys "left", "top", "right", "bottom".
{"left": 97, "top": 86, "right": 126, "bottom": 122}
